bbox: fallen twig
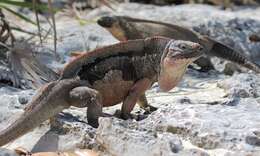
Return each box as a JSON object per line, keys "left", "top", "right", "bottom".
{"left": 48, "top": 0, "right": 59, "bottom": 61}
{"left": 33, "top": 0, "right": 42, "bottom": 44}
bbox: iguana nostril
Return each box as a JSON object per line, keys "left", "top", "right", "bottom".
{"left": 192, "top": 44, "right": 203, "bottom": 52}
{"left": 97, "top": 16, "right": 114, "bottom": 27}
{"left": 198, "top": 46, "right": 204, "bottom": 51}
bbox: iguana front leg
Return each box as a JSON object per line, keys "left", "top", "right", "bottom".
{"left": 137, "top": 93, "right": 157, "bottom": 113}
{"left": 69, "top": 86, "right": 103, "bottom": 128}
{"left": 121, "top": 78, "right": 152, "bottom": 119}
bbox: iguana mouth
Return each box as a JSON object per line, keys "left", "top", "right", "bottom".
{"left": 170, "top": 50, "right": 203, "bottom": 61}
{"left": 173, "top": 52, "right": 202, "bottom": 60}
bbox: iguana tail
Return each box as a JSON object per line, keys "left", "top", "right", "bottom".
{"left": 0, "top": 78, "right": 82, "bottom": 147}
{"left": 7, "top": 42, "right": 59, "bottom": 89}
{"left": 205, "top": 37, "right": 260, "bottom": 73}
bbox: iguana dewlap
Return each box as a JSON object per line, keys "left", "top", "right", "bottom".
{"left": 0, "top": 36, "right": 203, "bottom": 146}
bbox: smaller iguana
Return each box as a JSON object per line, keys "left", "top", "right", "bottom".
{"left": 0, "top": 36, "right": 203, "bottom": 146}
{"left": 97, "top": 15, "right": 260, "bottom": 73}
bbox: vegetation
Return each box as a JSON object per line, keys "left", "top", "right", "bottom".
{"left": 0, "top": 0, "right": 60, "bottom": 60}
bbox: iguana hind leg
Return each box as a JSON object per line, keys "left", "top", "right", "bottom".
{"left": 137, "top": 93, "right": 157, "bottom": 113}
{"left": 0, "top": 78, "right": 84, "bottom": 146}
{"left": 69, "top": 86, "right": 103, "bottom": 128}
{"left": 121, "top": 78, "right": 152, "bottom": 120}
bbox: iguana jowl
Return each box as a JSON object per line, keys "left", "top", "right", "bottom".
{"left": 97, "top": 15, "right": 260, "bottom": 73}
{"left": 0, "top": 36, "right": 203, "bottom": 146}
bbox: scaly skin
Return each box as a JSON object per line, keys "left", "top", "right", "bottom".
{"left": 97, "top": 15, "right": 260, "bottom": 73}
{"left": 0, "top": 36, "right": 203, "bottom": 146}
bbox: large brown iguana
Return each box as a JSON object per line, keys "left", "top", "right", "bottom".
{"left": 97, "top": 15, "right": 260, "bottom": 73}
{"left": 0, "top": 36, "right": 203, "bottom": 146}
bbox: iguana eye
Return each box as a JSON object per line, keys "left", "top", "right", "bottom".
{"left": 179, "top": 43, "right": 187, "bottom": 50}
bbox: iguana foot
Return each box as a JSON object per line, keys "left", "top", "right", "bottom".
{"left": 121, "top": 112, "right": 140, "bottom": 120}
{"left": 114, "top": 109, "right": 147, "bottom": 121}
{"left": 112, "top": 109, "right": 135, "bottom": 120}
{"left": 88, "top": 112, "right": 115, "bottom": 128}
{"left": 143, "top": 105, "right": 158, "bottom": 114}
{"left": 137, "top": 93, "right": 157, "bottom": 114}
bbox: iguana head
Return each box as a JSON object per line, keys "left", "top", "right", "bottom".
{"left": 158, "top": 40, "right": 203, "bottom": 92}
{"left": 97, "top": 16, "right": 143, "bottom": 41}
{"left": 97, "top": 16, "right": 127, "bottom": 41}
